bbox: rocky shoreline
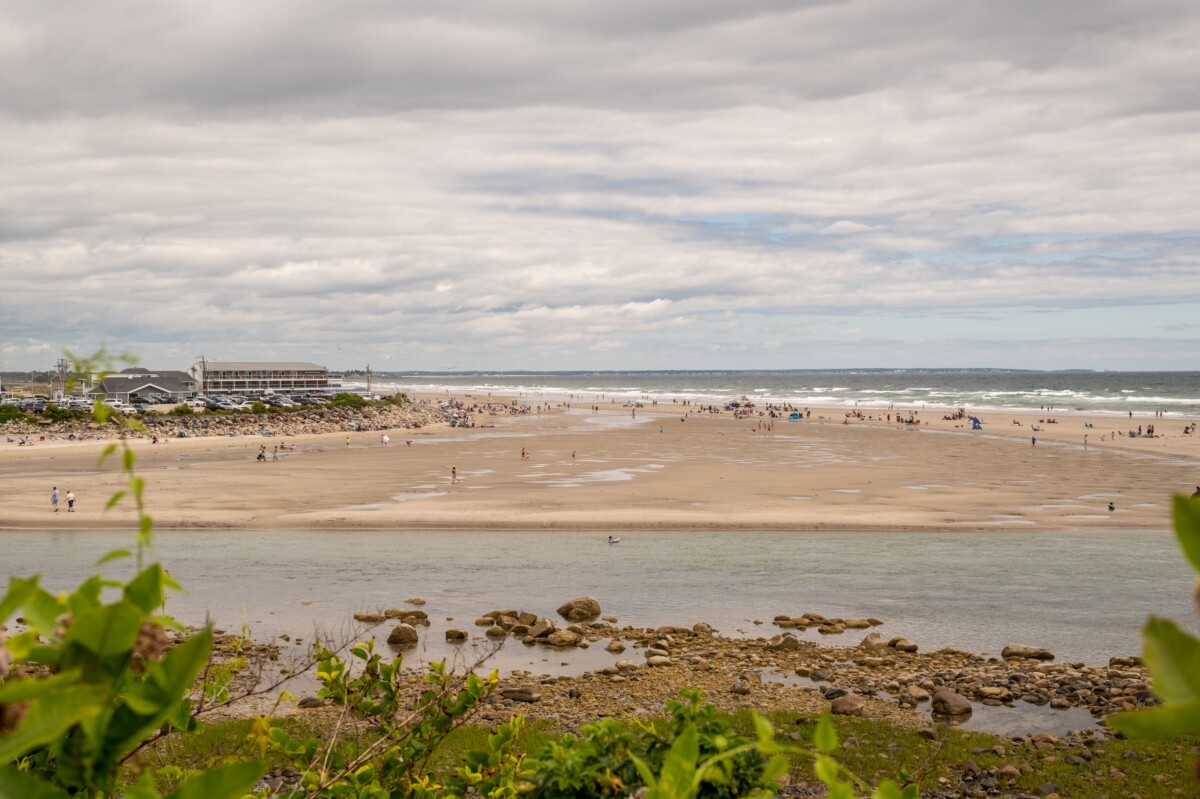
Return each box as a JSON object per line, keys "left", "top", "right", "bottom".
{"left": 2, "top": 400, "right": 450, "bottom": 443}
{"left": 341, "top": 596, "right": 1153, "bottom": 737}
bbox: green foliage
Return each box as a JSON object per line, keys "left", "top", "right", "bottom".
{"left": 250, "top": 401, "right": 268, "bottom": 414}
{"left": 515, "top": 692, "right": 913, "bottom": 799}
{"left": 381, "top": 394, "right": 408, "bottom": 407}
{"left": 0, "top": 406, "right": 29, "bottom": 423}
{"left": 522, "top": 718, "right": 639, "bottom": 797}
{"left": 171, "top": 404, "right": 195, "bottom": 416}
{"left": 330, "top": 392, "right": 367, "bottom": 409}
{"left": 265, "top": 641, "right": 501, "bottom": 798}
{"left": 42, "top": 404, "right": 86, "bottom": 423}
{"left": 1111, "top": 496, "right": 1200, "bottom": 749}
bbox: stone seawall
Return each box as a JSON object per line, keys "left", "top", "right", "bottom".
{"left": 2, "top": 400, "right": 450, "bottom": 442}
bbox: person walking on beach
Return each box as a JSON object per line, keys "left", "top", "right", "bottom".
{"left": 51, "top": 486, "right": 59, "bottom": 512}
{"left": 1031, "top": 436, "right": 1036, "bottom": 447}
{"left": 345, "top": 436, "right": 351, "bottom": 448}
{"left": 272, "top": 445, "right": 279, "bottom": 462}
{"left": 66, "top": 490, "right": 75, "bottom": 512}
{"left": 451, "top": 466, "right": 458, "bottom": 484}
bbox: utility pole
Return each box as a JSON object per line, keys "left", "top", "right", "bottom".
{"left": 366, "top": 363, "right": 372, "bottom": 393}
{"left": 195, "top": 355, "right": 207, "bottom": 396}
{"left": 54, "top": 358, "right": 70, "bottom": 396}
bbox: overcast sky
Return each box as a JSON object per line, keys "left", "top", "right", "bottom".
{"left": 2, "top": 1, "right": 1199, "bottom": 372}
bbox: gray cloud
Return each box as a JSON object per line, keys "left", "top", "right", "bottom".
{"left": 1, "top": 1, "right": 1198, "bottom": 370}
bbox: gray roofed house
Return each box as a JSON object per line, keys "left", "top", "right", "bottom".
{"left": 86, "top": 370, "right": 198, "bottom": 403}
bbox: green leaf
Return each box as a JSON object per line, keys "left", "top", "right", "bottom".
{"left": 0, "top": 766, "right": 74, "bottom": 799}
{"left": 63, "top": 601, "right": 143, "bottom": 658}
{"left": 0, "top": 684, "right": 108, "bottom": 762}
{"left": 107, "top": 628, "right": 214, "bottom": 755}
{"left": 164, "top": 760, "right": 264, "bottom": 799}
{"left": 827, "top": 781, "right": 855, "bottom": 799}
{"left": 1173, "top": 496, "right": 1200, "bottom": 573}
{"left": 0, "top": 668, "right": 82, "bottom": 704}
{"left": 814, "top": 754, "right": 840, "bottom": 786}
{"left": 125, "top": 564, "right": 166, "bottom": 613}
{"left": 872, "top": 779, "right": 909, "bottom": 799}
{"left": 97, "top": 442, "right": 118, "bottom": 466}
{"left": 1141, "top": 616, "right": 1200, "bottom": 703}
{"left": 659, "top": 725, "right": 698, "bottom": 797}
{"left": 1109, "top": 700, "right": 1200, "bottom": 738}
{"left": 4, "top": 579, "right": 67, "bottom": 636}
{"left": 814, "top": 710, "right": 838, "bottom": 754}
{"left": 96, "top": 548, "right": 133, "bottom": 566}
{"left": 66, "top": 575, "right": 107, "bottom": 618}
{"left": 0, "top": 577, "right": 37, "bottom": 625}
{"left": 761, "top": 754, "right": 789, "bottom": 783}
{"left": 751, "top": 711, "right": 774, "bottom": 745}
{"left": 105, "top": 490, "right": 128, "bottom": 510}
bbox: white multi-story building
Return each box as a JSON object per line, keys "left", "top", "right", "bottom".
{"left": 189, "top": 361, "right": 336, "bottom": 394}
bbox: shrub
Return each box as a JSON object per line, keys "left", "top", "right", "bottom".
{"left": 330, "top": 392, "right": 367, "bottom": 409}
{"left": 0, "top": 405, "right": 28, "bottom": 423}
{"left": 42, "top": 404, "right": 85, "bottom": 423}
{"left": 250, "top": 401, "right": 268, "bottom": 414}
{"left": 171, "top": 403, "right": 195, "bottom": 416}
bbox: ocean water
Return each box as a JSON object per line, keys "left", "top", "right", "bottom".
{"left": 5, "top": 528, "right": 1192, "bottom": 671}
{"left": 350, "top": 370, "right": 1200, "bottom": 417}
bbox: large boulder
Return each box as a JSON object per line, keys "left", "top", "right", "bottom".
{"left": 766, "top": 635, "right": 801, "bottom": 651}
{"left": 353, "top": 612, "right": 386, "bottom": 623}
{"left": 445, "top": 629, "right": 468, "bottom": 643}
{"left": 544, "top": 629, "right": 582, "bottom": 647}
{"left": 500, "top": 686, "right": 541, "bottom": 703}
{"left": 859, "top": 632, "right": 889, "bottom": 653}
{"left": 931, "top": 689, "right": 972, "bottom": 716}
{"left": 528, "top": 618, "right": 557, "bottom": 638}
{"left": 1002, "top": 643, "right": 1055, "bottom": 661}
{"left": 830, "top": 694, "right": 865, "bottom": 716}
{"left": 386, "top": 623, "right": 419, "bottom": 648}
{"left": 556, "top": 596, "right": 602, "bottom": 622}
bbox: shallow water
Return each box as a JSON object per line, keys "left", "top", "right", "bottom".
{"left": 4, "top": 528, "right": 1191, "bottom": 667}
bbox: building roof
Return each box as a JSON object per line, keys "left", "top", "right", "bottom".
{"left": 199, "top": 361, "right": 327, "bottom": 372}
{"left": 87, "top": 371, "right": 196, "bottom": 395}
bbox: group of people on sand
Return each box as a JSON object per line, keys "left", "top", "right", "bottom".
{"left": 50, "top": 486, "right": 75, "bottom": 512}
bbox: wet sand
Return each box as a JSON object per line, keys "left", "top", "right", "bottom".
{"left": 1, "top": 397, "right": 1197, "bottom": 531}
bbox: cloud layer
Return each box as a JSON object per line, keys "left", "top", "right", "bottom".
{"left": 2, "top": 1, "right": 1198, "bottom": 370}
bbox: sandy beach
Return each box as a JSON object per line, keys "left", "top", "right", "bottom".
{"left": 1, "top": 396, "right": 1198, "bottom": 532}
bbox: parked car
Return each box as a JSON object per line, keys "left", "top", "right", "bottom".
{"left": 185, "top": 398, "right": 208, "bottom": 409}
